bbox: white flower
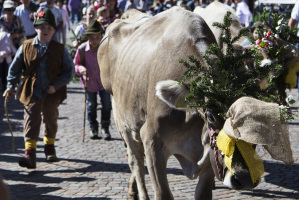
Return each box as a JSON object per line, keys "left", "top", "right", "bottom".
{"left": 278, "top": 19, "right": 283, "bottom": 25}
{"left": 260, "top": 59, "right": 271, "bottom": 67}
{"left": 286, "top": 95, "right": 296, "bottom": 105}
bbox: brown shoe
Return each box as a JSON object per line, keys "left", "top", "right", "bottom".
{"left": 19, "top": 148, "right": 36, "bottom": 169}
{"left": 44, "top": 144, "right": 58, "bottom": 162}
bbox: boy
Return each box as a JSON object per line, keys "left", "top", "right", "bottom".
{"left": 3, "top": 8, "right": 74, "bottom": 169}
{"left": 74, "top": 19, "right": 112, "bottom": 140}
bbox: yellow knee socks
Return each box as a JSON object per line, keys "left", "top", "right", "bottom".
{"left": 25, "top": 140, "right": 37, "bottom": 149}
{"left": 43, "top": 137, "right": 55, "bottom": 145}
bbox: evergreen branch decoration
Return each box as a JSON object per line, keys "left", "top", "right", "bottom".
{"left": 179, "top": 11, "right": 299, "bottom": 121}
{"left": 260, "top": 8, "right": 299, "bottom": 44}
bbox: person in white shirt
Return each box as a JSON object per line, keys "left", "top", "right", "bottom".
{"left": 14, "top": 0, "right": 39, "bottom": 39}
{"left": 57, "top": 0, "right": 70, "bottom": 45}
{"left": 235, "top": 0, "right": 252, "bottom": 27}
{"left": 0, "top": 31, "right": 17, "bottom": 92}
{"left": 289, "top": 1, "right": 299, "bottom": 38}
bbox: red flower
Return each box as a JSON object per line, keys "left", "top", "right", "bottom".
{"left": 37, "top": 11, "right": 45, "bottom": 18}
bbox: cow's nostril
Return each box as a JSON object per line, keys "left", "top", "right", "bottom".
{"left": 231, "top": 175, "right": 242, "bottom": 190}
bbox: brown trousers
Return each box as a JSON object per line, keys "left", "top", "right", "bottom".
{"left": 23, "top": 94, "right": 60, "bottom": 142}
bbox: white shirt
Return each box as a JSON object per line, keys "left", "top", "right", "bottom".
{"left": 236, "top": 1, "right": 252, "bottom": 27}
{"left": 291, "top": 1, "right": 299, "bottom": 36}
{"left": 60, "top": 6, "right": 71, "bottom": 28}
{"left": 0, "top": 32, "right": 17, "bottom": 63}
{"left": 14, "top": 4, "right": 36, "bottom": 36}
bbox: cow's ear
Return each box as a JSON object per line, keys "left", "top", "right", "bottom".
{"left": 155, "top": 80, "right": 189, "bottom": 110}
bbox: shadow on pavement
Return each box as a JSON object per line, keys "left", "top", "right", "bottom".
{"left": 241, "top": 189, "right": 298, "bottom": 199}
{"left": 8, "top": 184, "right": 111, "bottom": 200}
{"left": 263, "top": 161, "right": 299, "bottom": 191}
{"left": 240, "top": 161, "right": 299, "bottom": 199}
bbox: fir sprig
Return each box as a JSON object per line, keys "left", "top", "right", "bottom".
{"left": 179, "top": 11, "right": 297, "bottom": 120}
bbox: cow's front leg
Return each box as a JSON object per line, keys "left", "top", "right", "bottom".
{"left": 194, "top": 160, "right": 214, "bottom": 200}
{"left": 124, "top": 130, "right": 149, "bottom": 200}
{"left": 127, "top": 174, "right": 138, "bottom": 200}
{"left": 141, "top": 124, "right": 174, "bottom": 200}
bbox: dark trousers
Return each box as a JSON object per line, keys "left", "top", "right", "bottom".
{"left": 87, "top": 89, "right": 112, "bottom": 130}
{"left": 24, "top": 95, "right": 60, "bottom": 141}
{"left": 0, "top": 59, "right": 8, "bottom": 92}
{"left": 70, "top": 9, "right": 80, "bottom": 24}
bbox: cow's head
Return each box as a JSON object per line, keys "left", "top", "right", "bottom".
{"left": 155, "top": 80, "right": 260, "bottom": 189}
{"left": 156, "top": 80, "right": 293, "bottom": 190}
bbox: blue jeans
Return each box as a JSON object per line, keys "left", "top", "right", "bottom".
{"left": 87, "top": 90, "right": 112, "bottom": 130}
{"left": 70, "top": 9, "right": 80, "bottom": 24}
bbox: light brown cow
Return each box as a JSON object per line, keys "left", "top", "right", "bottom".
{"left": 98, "top": 7, "right": 293, "bottom": 200}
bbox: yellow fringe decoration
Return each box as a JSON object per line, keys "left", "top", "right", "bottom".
{"left": 43, "top": 137, "right": 55, "bottom": 145}
{"left": 285, "top": 61, "right": 299, "bottom": 89}
{"left": 216, "top": 129, "right": 264, "bottom": 184}
{"left": 25, "top": 140, "right": 37, "bottom": 149}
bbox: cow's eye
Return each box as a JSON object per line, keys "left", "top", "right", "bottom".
{"left": 207, "top": 112, "right": 216, "bottom": 123}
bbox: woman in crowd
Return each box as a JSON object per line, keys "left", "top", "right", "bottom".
{"left": 0, "top": 0, "right": 25, "bottom": 49}
{"left": 106, "top": 0, "right": 122, "bottom": 23}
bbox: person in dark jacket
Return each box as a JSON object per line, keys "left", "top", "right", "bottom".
{"left": 3, "top": 8, "right": 74, "bottom": 169}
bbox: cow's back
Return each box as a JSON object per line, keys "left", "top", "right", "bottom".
{"left": 98, "top": 7, "right": 216, "bottom": 131}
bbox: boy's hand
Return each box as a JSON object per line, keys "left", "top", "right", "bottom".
{"left": 47, "top": 85, "right": 56, "bottom": 94}
{"left": 3, "top": 88, "right": 14, "bottom": 99}
{"left": 79, "top": 67, "right": 87, "bottom": 76}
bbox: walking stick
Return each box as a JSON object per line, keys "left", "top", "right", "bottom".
{"left": 82, "top": 73, "right": 88, "bottom": 142}
{"left": 4, "top": 97, "right": 16, "bottom": 152}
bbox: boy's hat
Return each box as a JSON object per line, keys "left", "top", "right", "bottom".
{"left": 84, "top": 19, "right": 105, "bottom": 35}
{"left": 3, "top": 0, "right": 15, "bottom": 9}
{"left": 34, "top": 8, "right": 56, "bottom": 29}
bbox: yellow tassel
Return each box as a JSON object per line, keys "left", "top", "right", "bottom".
{"left": 43, "top": 137, "right": 55, "bottom": 145}
{"left": 217, "top": 129, "right": 264, "bottom": 184}
{"left": 25, "top": 140, "right": 37, "bottom": 149}
{"left": 285, "top": 62, "right": 299, "bottom": 89}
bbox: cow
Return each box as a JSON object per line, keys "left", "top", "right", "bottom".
{"left": 98, "top": 7, "right": 293, "bottom": 200}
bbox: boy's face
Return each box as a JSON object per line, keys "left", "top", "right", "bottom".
{"left": 87, "top": 33, "right": 103, "bottom": 49}
{"left": 35, "top": 24, "right": 56, "bottom": 43}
